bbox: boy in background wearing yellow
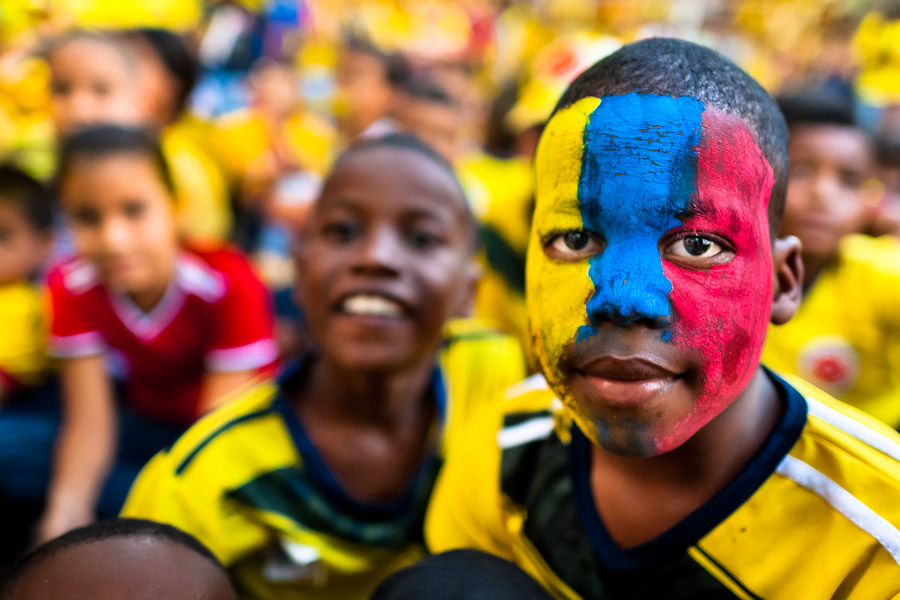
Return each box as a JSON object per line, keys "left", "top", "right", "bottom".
{"left": 762, "top": 93, "right": 900, "bottom": 429}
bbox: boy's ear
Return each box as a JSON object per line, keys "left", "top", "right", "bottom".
{"left": 451, "top": 260, "right": 483, "bottom": 318}
{"left": 771, "top": 235, "right": 803, "bottom": 325}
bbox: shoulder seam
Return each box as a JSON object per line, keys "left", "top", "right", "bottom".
{"left": 776, "top": 454, "right": 900, "bottom": 567}
{"left": 807, "top": 397, "right": 900, "bottom": 463}
{"left": 175, "top": 407, "right": 276, "bottom": 476}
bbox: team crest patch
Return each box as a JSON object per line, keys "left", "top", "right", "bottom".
{"left": 798, "top": 335, "right": 860, "bottom": 397}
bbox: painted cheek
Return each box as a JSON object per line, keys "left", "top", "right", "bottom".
{"left": 528, "top": 97, "right": 599, "bottom": 394}
{"left": 664, "top": 111, "right": 775, "bottom": 433}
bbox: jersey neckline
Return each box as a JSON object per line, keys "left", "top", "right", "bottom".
{"left": 569, "top": 367, "right": 808, "bottom": 571}
{"left": 271, "top": 358, "right": 448, "bottom": 520}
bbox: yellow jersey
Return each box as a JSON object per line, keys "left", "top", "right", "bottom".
{"left": 0, "top": 281, "right": 49, "bottom": 389}
{"left": 123, "top": 320, "right": 525, "bottom": 599}
{"left": 762, "top": 234, "right": 900, "bottom": 428}
{"left": 426, "top": 371, "right": 900, "bottom": 599}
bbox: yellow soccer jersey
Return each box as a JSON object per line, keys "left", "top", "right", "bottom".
{"left": 123, "top": 321, "right": 525, "bottom": 600}
{"left": 762, "top": 234, "right": 900, "bottom": 429}
{"left": 0, "top": 281, "right": 49, "bottom": 389}
{"left": 426, "top": 370, "right": 900, "bottom": 599}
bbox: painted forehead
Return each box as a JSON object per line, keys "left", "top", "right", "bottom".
{"left": 535, "top": 92, "right": 774, "bottom": 221}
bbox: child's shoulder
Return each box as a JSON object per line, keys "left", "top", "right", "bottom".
{"left": 786, "top": 374, "right": 900, "bottom": 499}
{"left": 178, "top": 243, "right": 263, "bottom": 301}
{"left": 157, "top": 377, "right": 294, "bottom": 481}
{"left": 46, "top": 256, "right": 100, "bottom": 295}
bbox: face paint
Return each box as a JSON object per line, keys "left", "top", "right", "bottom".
{"left": 527, "top": 93, "right": 774, "bottom": 456}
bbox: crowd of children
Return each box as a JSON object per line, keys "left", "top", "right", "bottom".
{"left": 1, "top": 3, "right": 900, "bottom": 599}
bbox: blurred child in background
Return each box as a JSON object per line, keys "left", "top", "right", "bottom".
{"left": 0, "top": 166, "right": 55, "bottom": 568}
{"left": 37, "top": 124, "right": 277, "bottom": 542}
{"left": 398, "top": 78, "right": 462, "bottom": 164}
{"left": 47, "top": 28, "right": 231, "bottom": 243}
{"left": 123, "top": 133, "right": 525, "bottom": 599}
{"left": 335, "top": 37, "right": 409, "bottom": 141}
{"left": 0, "top": 166, "right": 54, "bottom": 403}
{"left": 762, "top": 93, "right": 900, "bottom": 429}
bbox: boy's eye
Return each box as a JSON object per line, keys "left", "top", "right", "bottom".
{"left": 545, "top": 230, "right": 603, "bottom": 261}
{"left": 92, "top": 81, "right": 111, "bottom": 97}
{"left": 71, "top": 207, "right": 100, "bottom": 227}
{"left": 322, "top": 221, "right": 359, "bottom": 243}
{"left": 408, "top": 229, "right": 444, "bottom": 250}
{"left": 50, "top": 81, "right": 67, "bottom": 96}
{"left": 123, "top": 201, "right": 146, "bottom": 219}
{"left": 665, "top": 234, "right": 733, "bottom": 267}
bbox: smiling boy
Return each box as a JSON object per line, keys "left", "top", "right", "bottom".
{"left": 425, "top": 39, "right": 900, "bottom": 598}
{"left": 122, "top": 133, "right": 525, "bottom": 599}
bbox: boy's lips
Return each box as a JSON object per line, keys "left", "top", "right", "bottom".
{"left": 570, "top": 356, "right": 681, "bottom": 408}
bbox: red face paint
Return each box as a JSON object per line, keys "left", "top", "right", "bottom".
{"left": 658, "top": 108, "right": 774, "bottom": 449}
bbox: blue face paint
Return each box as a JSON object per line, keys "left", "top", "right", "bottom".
{"left": 576, "top": 93, "right": 703, "bottom": 342}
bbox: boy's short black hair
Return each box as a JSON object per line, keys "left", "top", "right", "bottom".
{"left": 0, "top": 165, "right": 55, "bottom": 232}
{"left": 56, "top": 123, "right": 175, "bottom": 195}
{"left": 0, "top": 518, "right": 224, "bottom": 599}
{"left": 331, "top": 132, "right": 476, "bottom": 246}
{"left": 126, "top": 27, "right": 199, "bottom": 119}
{"left": 554, "top": 37, "right": 789, "bottom": 225}
{"left": 776, "top": 91, "right": 858, "bottom": 130}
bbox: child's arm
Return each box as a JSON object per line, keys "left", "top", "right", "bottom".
{"left": 38, "top": 354, "right": 116, "bottom": 542}
{"left": 196, "top": 369, "right": 261, "bottom": 415}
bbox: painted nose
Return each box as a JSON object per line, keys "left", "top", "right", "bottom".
{"left": 585, "top": 237, "right": 671, "bottom": 327}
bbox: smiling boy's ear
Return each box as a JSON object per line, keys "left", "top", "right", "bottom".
{"left": 770, "top": 235, "right": 803, "bottom": 325}
{"left": 450, "top": 260, "right": 483, "bottom": 319}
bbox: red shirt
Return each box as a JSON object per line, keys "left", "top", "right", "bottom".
{"left": 48, "top": 246, "right": 278, "bottom": 425}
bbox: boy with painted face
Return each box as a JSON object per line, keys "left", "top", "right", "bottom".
{"left": 761, "top": 94, "right": 900, "bottom": 430}
{"left": 426, "top": 39, "right": 900, "bottom": 598}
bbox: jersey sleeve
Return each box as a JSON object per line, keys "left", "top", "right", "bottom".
{"left": 203, "top": 252, "right": 278, "bottom": 373}
{"left": 122, "top": 440, "right": 267, "bottom": 567}
{"left": 425, "top": 398, "right": 518, "bottom": 560}
{"left": 46, "top": 267, "right": 105, "bottom": 359}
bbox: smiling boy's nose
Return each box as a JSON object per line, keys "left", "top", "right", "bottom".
{"left": 354, "top": 227, "right": 403, "bottom": 274}
{"left": 585, "top": 237, "right": 671, "bottom": 327}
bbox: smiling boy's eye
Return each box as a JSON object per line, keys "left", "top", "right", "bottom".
{"left": 665, "top": 234, "right": 733, "bottom": 266}
{"left": 545, "top": 230, "right": 603, "bottom": 261}
{"left": 322, "top": 220, "right": 359, "bottom": 243}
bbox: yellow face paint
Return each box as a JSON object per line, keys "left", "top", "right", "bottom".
{"left": 527, "top": 96, "right": 600, "bottom": 425}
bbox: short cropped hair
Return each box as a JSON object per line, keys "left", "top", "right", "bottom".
{"left": 0, "top": 165, "right": 55, "bottom": 232}
{"left": 344, "top": 35, "right": 411, "bottom": 89}
{"left": 776, "top": 91, "right": 859, "bottom": 129}
{"left": 554, "top": 37, "right": 789, "bottom": 221}
{"left": 0, "top": 518, "right": 224, "bottom": 599}
{"left": 56, "top": 123, "right": 175, "bottom": 195}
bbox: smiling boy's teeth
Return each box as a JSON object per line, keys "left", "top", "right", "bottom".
{"left": 343, "top": 294, "right": 403, "bottom": 317}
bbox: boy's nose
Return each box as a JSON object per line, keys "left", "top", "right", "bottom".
{"left": 99, "top": 217, "right": 131, "bottom": 250}
{"left": 585, "top": 239, "right": 671, "bottom": 327}
{"left": 353, "top": 228, "right": 403, "bottom": 274}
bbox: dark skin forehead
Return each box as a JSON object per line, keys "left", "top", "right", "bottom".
{"left": 10, "top": 537, "right": 236, "bottom": 600}
{"left": 314, "top": 146, "right": 475, "bottom": 245}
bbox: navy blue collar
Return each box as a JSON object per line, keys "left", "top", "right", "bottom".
{"left": 271, "top": 358, "right": 447, "bottom": 519}
{"left": 570, "top": 368, "right": 808, "bottom": 571}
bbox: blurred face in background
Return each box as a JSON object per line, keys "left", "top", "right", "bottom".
{"left": 60, "top": 154, "right": 179, "bottom": 308}
{"left": 399, "top": 98, "right": 461, "bottom": 163}
{"left": 335, "top": 49, "right": 395, "bottom": 137}
{"left": 48, "top": 37, "right": 144, "bottom": 135}
{"left": 779, "top": 124, "right": 875, "bottom": 264}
